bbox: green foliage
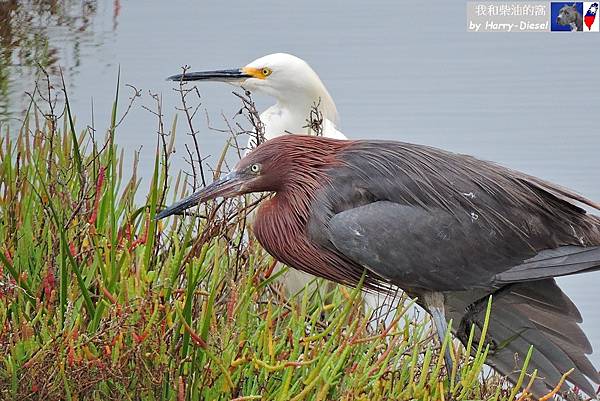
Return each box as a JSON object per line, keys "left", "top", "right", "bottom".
{"left": 0, "top": 85, "right": 528, "bottom": 401}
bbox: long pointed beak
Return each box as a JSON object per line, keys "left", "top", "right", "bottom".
{"left": 166, "top": 68, "right": 251, "bottom": 83}
{"left": 155, "top": 171, "right": 244, "bottom": 220}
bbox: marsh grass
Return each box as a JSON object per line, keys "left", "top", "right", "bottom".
{"left": 0, "top": 74, "right": 544, "bottom": 401}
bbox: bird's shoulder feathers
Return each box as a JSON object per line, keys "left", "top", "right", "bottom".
{"left": 308, "top": 140, "right": 600, "bottom": 291}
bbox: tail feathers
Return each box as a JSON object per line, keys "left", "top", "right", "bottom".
{"left": 467, "top": 279, "right": 599, "bottom": 398}
{"left": 489, "top": 347, "right": 562, "bottom": 398}
{"left": 496, "top": 245, "right": 600, "bottom": 283}
{"left": 546, "top": 333, "right": 600, "bottom": 384}
{"left": 509, "top": 278, "right": 582, "bottom": 322}
{"left": 488, "top": 306, "right": 588, "bottom": 395}
{"left": 489, "top": 335, "right": 584, "bottom": 397}
{"left": 517, "top": 304, "right": 591, "bottom": 353}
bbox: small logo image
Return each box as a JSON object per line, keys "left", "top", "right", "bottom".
{"left": 551, "top": 2, "right": 584, "bottom": 31}
{"left": 583, "top": 2, "right": 599, "bottom": 31}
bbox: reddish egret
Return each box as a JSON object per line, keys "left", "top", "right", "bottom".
{"left": 157, "top": 135, "right": 600, "bottom": 397}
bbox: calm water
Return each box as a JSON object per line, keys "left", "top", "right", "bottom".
{"left": 2, "top": 1, "right": 599, "bottom": 363}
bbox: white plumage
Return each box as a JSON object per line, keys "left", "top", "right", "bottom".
{"left": 239, "top": 53, "right": 345, "bottom": 143}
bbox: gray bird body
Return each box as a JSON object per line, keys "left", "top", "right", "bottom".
{"left": 299, "top": 140, "right": 600, "bottom": 397}
{"left": 314, "top": 140, "right": 600, "bottom": 291}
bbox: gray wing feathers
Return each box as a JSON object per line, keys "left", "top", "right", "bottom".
{"left": 517, "top": 174, "right": 600, "bottom": 212}
{"left": 326, "top": 201, "right": 530, "bottom": 292}
{"left": 496, "top": 246, "right": 600, "bottom": 283}
{"left": 338, "top": 141, "right": 600, "bottom": 249}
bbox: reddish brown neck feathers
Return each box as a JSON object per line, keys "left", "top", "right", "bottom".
{"left": 251, "top": 136, "right": 366, "bottom": 287}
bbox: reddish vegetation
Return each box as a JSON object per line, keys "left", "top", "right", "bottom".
{"left": 88, "top": 166, "right": 105, "bottom": 225}
{"left": 128, "top": 215, "right": 149, "bottom": 251}
{"left": 41, "top": 266, "right": 56, "bottom": 301}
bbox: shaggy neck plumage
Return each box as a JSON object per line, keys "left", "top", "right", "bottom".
{"left": 254, "top": 191, "right": 363, "bottom": 287}
{"left": 255, "top": 168, "right": 325, "bottom": 250}
{"left": 251, "top": 138, "right": 360, "bottom": 285}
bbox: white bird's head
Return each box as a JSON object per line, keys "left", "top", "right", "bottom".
{"left": 167, "top": 53, "right": 338, "bottom": 124}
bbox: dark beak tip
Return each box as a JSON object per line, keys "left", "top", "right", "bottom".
{"left": 155, "top": 172, "right": 240, "bottom": 220}
{"left": 154, "top": 211, "right": 168, "bottom": 220}
{"left": 165, "top": 69, "right": 249, "bottom": 83}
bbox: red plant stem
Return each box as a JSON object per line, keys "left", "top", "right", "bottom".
{"left": 128, "top": 215, "right": 149, "bottom": 251}
{"left": 88, "top": 166, "right": 105, "bottom": 225}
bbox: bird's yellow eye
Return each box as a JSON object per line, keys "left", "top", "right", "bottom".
{"left": 261, "top": 67, "right": 272, "bottom": 77}
{"left": 250, "top": 163, "right": 261, "bottom": 173}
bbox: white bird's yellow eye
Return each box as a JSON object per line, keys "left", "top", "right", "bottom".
{"left": 250, "top": 163, "right": 261, "bottom": 173}
{"left": 261, "top": 67, "right": 272, "bottom": 77}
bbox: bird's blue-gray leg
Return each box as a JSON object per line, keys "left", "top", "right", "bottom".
{"left": 424, "top": 292, "right": 456, "bottom": 378}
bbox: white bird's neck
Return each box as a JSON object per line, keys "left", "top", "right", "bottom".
{"left": 261, "top": 91, "right": 341, "bottom": 140}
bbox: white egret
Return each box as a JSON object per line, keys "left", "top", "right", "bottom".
{"left": 168, "top": 54, "right": 394, "bottom": 326}
{"left": 167, "top": 53, "right": 346, "bottom": 145}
